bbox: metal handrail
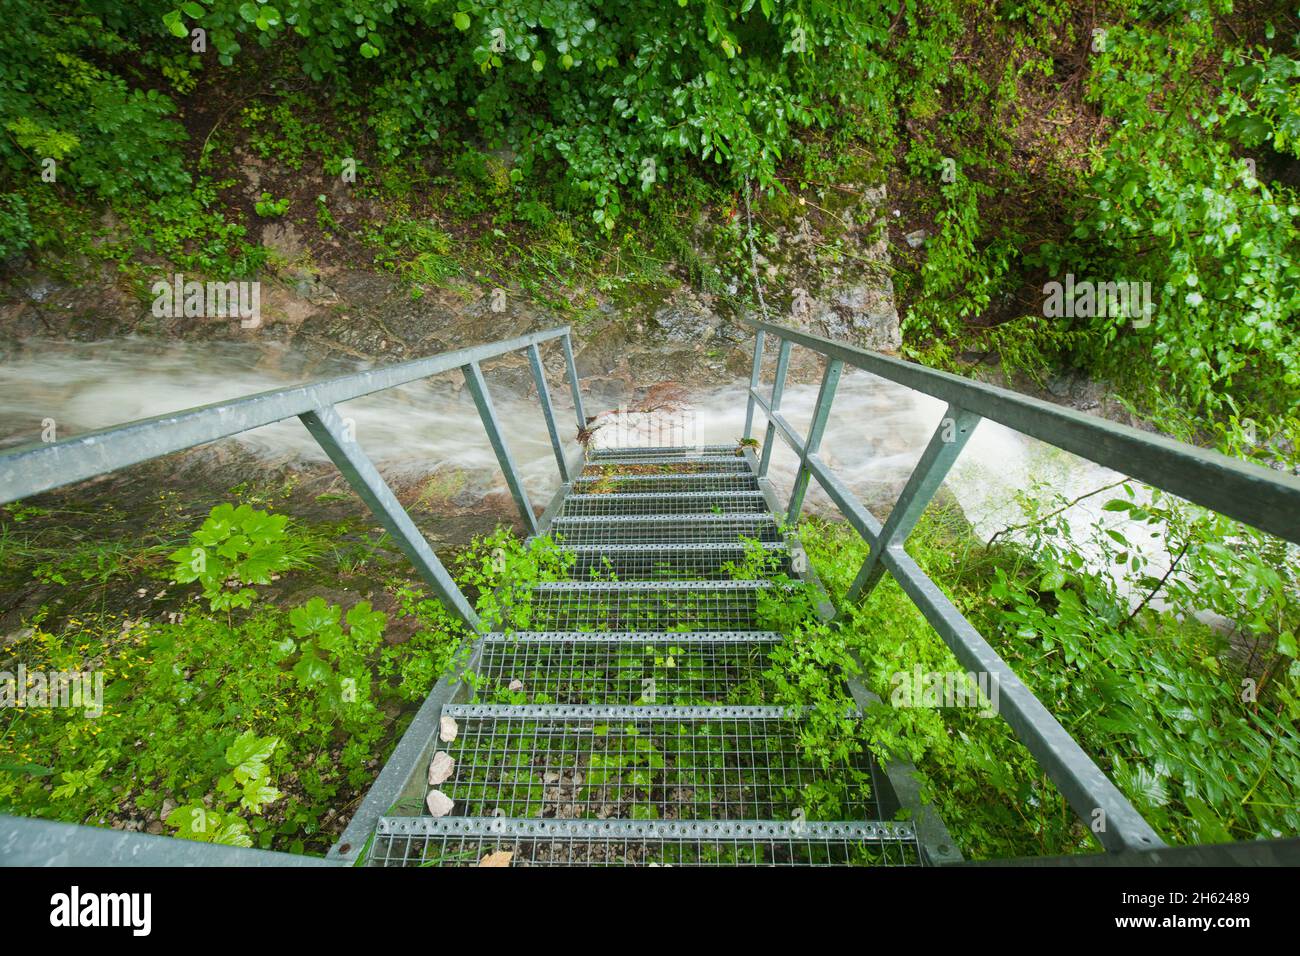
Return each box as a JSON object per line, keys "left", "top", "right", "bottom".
{"left": 742, "top": 319, "right": 1300, "bottom": 855}
{"left": 0, "top": 326, "right": 585, "bottom": 633}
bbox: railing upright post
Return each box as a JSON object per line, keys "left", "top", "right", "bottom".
{"left": 786, "top": 358, "right": 843, "bottom": 523}
{"left": 758, "top": 339, "right": 792, "bottom": 479}
{"left": 299, "top": 404, "right": 482, "bottom": 631}
{"left": 847, "top": 403, "right": 981, "bottom": 603}
{"left": 743, "top": 328, "right": 765, "bottom": 440}
{"left": 561, "top": 332, "right": 587, "bottom": 430}
{"left": 462, "top": 360, "right": 539, "bottom": 535}
{"left": 528, "top": 343, "right": 570, "bottom": 483}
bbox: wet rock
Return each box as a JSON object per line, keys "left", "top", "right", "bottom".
{"left": 652, "top": 289, "right": 723, "bottom": 342}
{"left": 815, "top": 280, "right": 902, "bottom": 352}
{"left": 261, "top": 222, "right": 304, "bottom": 258}
{"left": 758, "top": 184, "right": 902, "bottom": 363}
{"left": 287, "top": 270, "right": 338, "bottom": 306}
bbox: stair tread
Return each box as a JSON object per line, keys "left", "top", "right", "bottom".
{"left": 368, "top": 816, "right": 922, "bottom": 866}
{"left": 484, "top": 629, "right": 782, "bottom": 641}
{"left": 420, "top": 705, "right": 888, "bottom": 825}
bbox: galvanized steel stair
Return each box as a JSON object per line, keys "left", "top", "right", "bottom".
{"left": 369, "top": 444, "right": 923, "bottom": 866}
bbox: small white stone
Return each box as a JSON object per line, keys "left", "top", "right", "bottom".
{"left": 426, "top": 790, "right": 455, "bottom": 817}
{"left": 427, "top": 751, "right": 454, "bottom": 786}
{"left": 439, "top": 714, "right": 458, "bottom": 743}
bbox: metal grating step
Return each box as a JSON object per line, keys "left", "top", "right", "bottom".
{"left": 475, "top": 631, "right": 781, "bottom": 705}
{"left": 551, "top": 513, "right": 781, "bottom": 545}
{"left": 589, "top": 444, "right": 739, "bottom": 460}
{"left": 572, "top": 472, "right": 760, "bottom": 495}
{"left": 560, "top": 490, "right": 769, "bottom": 517}
{"left": 368, "top": 816, "right": 921, "bottom": 867}
{"left": 558, "top": 542, "right": 791, "bottom": 580}
{"left": 420, "top": 704, "right": 887, "bottom": 823}
{"left": 519, "top": 580, "right": 777, "bottom": 631}
{"left": 581, "top": 457, "right": 752, "bottom": 474}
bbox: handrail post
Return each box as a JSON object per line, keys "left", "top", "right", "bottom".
{"left": 743, "top": 328, "right": 765, "bottom": 440}
{"left": 758, "top": 339, "right": 792, "bottom": 479}
{"left": 561, "top": 332, "right": 587, "bottom": 430}
{"left": 787, "top": 358, "right": 843, "bottom": 523}
{"left": 462, "top": 360, "right": 539, "bottom": 535}
{"left": 528, "top": 343, "right": 570, "bottom": 483}
{"left": 847, "top": 403, "right": 981, "bottom": 602}
{"left": 299, "top": 404, "right": 481, "bottom": 631}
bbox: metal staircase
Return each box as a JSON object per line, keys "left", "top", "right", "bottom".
{"left": 3, "top": 320, "right": 1298, "bottom": 867}
{"left": 364, "top": 443, "right": 927, "bottom": 867}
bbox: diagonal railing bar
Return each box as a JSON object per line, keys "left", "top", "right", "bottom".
{"left": 758, "top": 339, "right": 793, "bottom": 479}
{"left": 300, "top": 405, "right": 481, "bottom": 631}
{"left": 846, "top": 404, "right": 981, "bottom": 602}
{"left": 786, "top": 358, "right": 844, "bottom": 523}
{"left": 528, "top": 342, "right": 570, "bottom": 483}
{"left": 462, "top": 360, "right": 539, "bottom": 536}
{"left": 562, "top": 332, "right": 587, "bottom": 428}
{"left": 742, "top": 321, "right": 1174, "bottom": 854}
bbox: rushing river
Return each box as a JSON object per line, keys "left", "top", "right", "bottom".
{"left": 0, "top": 337, "right": 1173, "bottom": 594}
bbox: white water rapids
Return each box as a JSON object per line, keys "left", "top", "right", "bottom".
{"left": 0, "top": 337, "right": 1173, "bottom": 595}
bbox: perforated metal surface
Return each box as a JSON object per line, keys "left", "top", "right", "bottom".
{"left": 519, "top": 580, "right": 778, "bottom": 631}
{"left": 573, "top": 473, "right": 760, "bottom": 495}
{"left": 581, "top": 457, "right": 752, "bottom": 474}
{"left": 368, "top": 440, "right": 926, "bottom": 868}
{"left": 367, "top": 817, "right": 922, "bottom": 867}
{"left": 589, "top": 444, "right": 738, "bottom": 460}
{"left": 561, "top": 490, "right": 768, "bottom": 517}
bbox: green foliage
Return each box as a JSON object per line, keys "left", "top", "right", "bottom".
{"left": 121, "top": 177, "right": 269, "bottom": 278}
{"left": 0, "top": 193, "right": 34, "bottom": 260}
{"left": 802, "top": 485, "right": 1300, "bottom": 857}
{"left": 254, "top": 192, "right": 291, "bottom": 218}
{"left": 168, "top": 0, "right": 907, "bottom": 229}
{"left": 1, "top": 500, "right": 475, "bottom": 854}
{"left": 889, "top": 0, "right": 1299, "bottom": 419}
{"left": 0, "top": 3, "right": 189, "bottom": 201}
{"left": 1048, "top": 9, "right": 1300, "bottom": 415}
{"left": 1225, "top": 31, "right": 1300, "bottom": 157}
{"left": 284, "top": 597, "right": 386, "bottom": 719}
{"left": 454, "top": 525, "right": 575, "bottom": 630}
{"left": 725, "top": 539, "right": 876, "bottom": 819}
{"left": 166, "top": 731, "right": 284, "bottom": 847}
{"left": 167, "top": 503, "right": 316, "bottom": 611}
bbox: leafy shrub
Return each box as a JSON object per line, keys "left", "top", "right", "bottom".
{"left": 0, "top": 501, "right": 475, "bottom": 854}
{"left": 801, "top": 492, "right": 1300, "bottom": 857}
{"left": 0, "top": 3, "right": 189, "bottom": 201}
{"left": 1048, "top": 11, "right": 1300, "bottom": 415}
{"left": 167, "top": 503, "right": 317, "bottom": 611}
{"left": 168, "top": 0, "right": 911, "bottom": 228}
{"left": 0, "top": 194, "right": 33, "bottom": 261}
